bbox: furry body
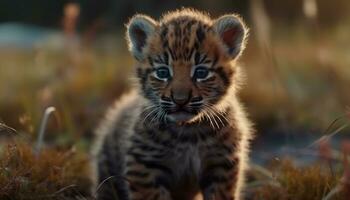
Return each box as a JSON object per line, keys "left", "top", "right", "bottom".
{"left": 93, "top": 9, "right": 253, "bottom": 200}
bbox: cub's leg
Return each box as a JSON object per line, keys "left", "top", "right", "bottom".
{"left": 95, "top": 140, "right": 130, "bottom": 200}
{"left": 200, "top": 156, "right": 240, "bottom": 200}
{"left": 125, "top": 147, "right": 173, "bottom": 200}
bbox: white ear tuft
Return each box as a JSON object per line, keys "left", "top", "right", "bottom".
{"left": 126, "top": 15, "right": 157, "bottom": 60}
{"left": 213, "top": 15, "right": 248, "bottom": 59}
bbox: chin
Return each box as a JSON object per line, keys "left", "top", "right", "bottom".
{"left": 166, "top": 111, "right": 196, "bottom": 124}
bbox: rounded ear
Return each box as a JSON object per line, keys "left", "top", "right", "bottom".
{"left": 126, "top": 14, "right": 157, "bottom": 60}
{"left": 212, "top": 14, "right": 248, "bottom": 60}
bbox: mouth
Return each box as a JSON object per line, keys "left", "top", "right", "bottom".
{"left": 166, "top": 110, "right": 195, "bottom": 123}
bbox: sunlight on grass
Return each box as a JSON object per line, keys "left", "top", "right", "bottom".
{"left": 248, "top": 159, "right": 343, "bottom": 200}
{"left": 0, "top": 140, "right": 92, "bottom": 199}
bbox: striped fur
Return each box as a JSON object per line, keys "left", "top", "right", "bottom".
{"left": 92, "top": 8, "right": 253, "bottom": 200}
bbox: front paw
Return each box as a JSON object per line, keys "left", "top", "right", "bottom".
{"left": 202, "top": 186, "right": 215, "bottom": 200}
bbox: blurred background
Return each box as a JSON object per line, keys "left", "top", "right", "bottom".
{"left": 0, "top": 0, "right": 350, "bottom": 199}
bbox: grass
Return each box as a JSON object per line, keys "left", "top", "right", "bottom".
{"left": 248, "top": 159, "right": 345, "bottom": 200}
{"left": 0, "top": 107, "right": 348, "bottom": 199}
{"left": 0, "top": 134, "right": 349, "bottom": 200}
{"left": 0, "top": 139, "right": 92, "bottom": 200}
{"left": 1, "top": 6, "right": 350, "bottom": 199}
{"left": 0, "top": 108, "right": 92, "bottom": 199}
{"left": 246, "top": 113, "right": 350, "bottom": 200}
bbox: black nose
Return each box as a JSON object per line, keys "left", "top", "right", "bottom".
{"left": 171, "top": 89, "right": 191, "bottom": 106}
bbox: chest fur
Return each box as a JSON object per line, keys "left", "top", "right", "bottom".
{"left": 125, "top": 124, "right": 239, "bottom": 199}
{"left": 168, "top": 143, "right": 201, "bottom": 178}
{"left": 129, "top": 126, "right": 237, "bottom": 177}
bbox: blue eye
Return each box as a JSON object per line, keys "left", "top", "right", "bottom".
{"left": 194, "top": 67, "right": 210, "bottom": 79}
{"left": 155, "top": 67, "right": 171, "bottom": 79}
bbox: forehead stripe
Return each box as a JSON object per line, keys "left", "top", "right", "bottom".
{"left": 194, "top": 51, "right": 200, "bottom": 65}
{"left": 196, "top": 27, "right": 205, "bottom": 43}
{"left": 199, "top": 54, "right": 207, "bottom": 64}
{"left": 163, "top": 52, "right": 169, "bottom": 65}
{"left": 211, "top": 53, "right": 218, "bottom": 67}
{"left": 167, "top": 47, "right": 176, "bottom": 61}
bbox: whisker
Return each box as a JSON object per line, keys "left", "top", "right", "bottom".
{"left": 202, "top": 104, "right": 227, "bottom": 130}
{"left": 207, "top": 105, "right": 226, "bottom": 128}
{"left": 208, "top": 108, "right": 220, "bottom": 129}
{"left": 150, "top": 107, "right": 161, "bottom": 124}
{"left": 142, "top": 107, "right": 159, "bottom": 123}
{"left": 202, "top": 105, "right": 215, "bottom": 129}
{"left": 141, "top": 104, "right": 157, "bottom": 112}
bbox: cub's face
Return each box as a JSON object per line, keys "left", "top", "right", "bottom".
{"left": 126, "top": 9, "right": 247, "bottom": 124}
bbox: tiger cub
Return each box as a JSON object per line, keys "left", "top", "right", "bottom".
{"left": 92, "top": 8, "right": 253, "bottom": 200}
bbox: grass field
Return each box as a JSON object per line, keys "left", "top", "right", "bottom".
{"left": 1, "top": 8, "right": 350, "bottom": 199}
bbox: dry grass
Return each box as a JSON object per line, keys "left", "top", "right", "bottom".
{"left": 1, "top": 2, "right": 350, "bottom": 199}
{"left": 247, "top": 159, "right": 345, "bottom": 200}
{"left": 1, "top": 137, "right": 349, "bottom": 200}
{"left": 0, "top": 139, "right": 92, "bottom": 200}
